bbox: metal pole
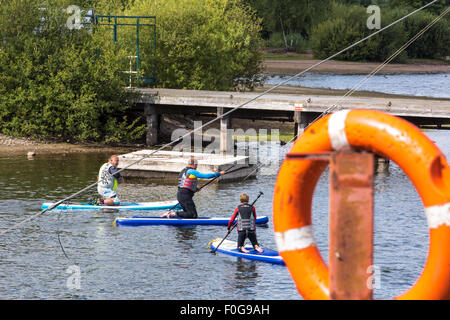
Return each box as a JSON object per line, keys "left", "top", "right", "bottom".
{"left": 136, "top": 17, "right": 140, "bottom": 88}
{"left": 113, "top": 16, "right": 117, "bottom": 43}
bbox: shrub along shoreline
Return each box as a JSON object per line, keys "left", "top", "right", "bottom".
{"left": 0, "top": 0, "right": 264, "bottom": 144}
{"left": 248, "top": 1, "right": 449, "bottom": 62}
{"left": 1, "top": 0, "right": 447, "bottom": 146}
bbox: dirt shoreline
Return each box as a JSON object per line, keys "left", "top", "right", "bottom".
{"left": 2, "top": 57, "right": 448, "bottom": 156}
{"left": 0, "top": 118, "right": 295, "bottom": 157}
{"left": 263, "top": 58, "right": 450, "bottom": 75}
{"left": 0, "top": 134, "right": 143, "bottom": 157}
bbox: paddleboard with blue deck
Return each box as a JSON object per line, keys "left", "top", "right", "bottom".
{"left": 113, "top": 215, "right": 269, "bottom": 227}
{"left": 209, "top": 239, "right": 284, "bottom": 265}
{"left": 41, "top": 200, "right": 180, "bottom": 211}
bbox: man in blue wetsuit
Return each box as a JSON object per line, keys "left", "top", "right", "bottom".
{"left": 161, "top": 158, "right": 224, "bottom": 218}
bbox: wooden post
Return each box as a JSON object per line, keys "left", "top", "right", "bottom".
{"left": 145, "top": 104, "right": 159, "bottom": 146}
{"left": 293, "top": 107, "right": 309, "bottom": 138}
{"left": 329, "top": 151, "right": 374, "bottom": 300}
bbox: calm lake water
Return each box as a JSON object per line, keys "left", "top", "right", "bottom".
{"left": 0, "top": 129, "right": 449, "bottom": 300}
{"left": 267, "top": 73, "right": 450, "bottom": 98}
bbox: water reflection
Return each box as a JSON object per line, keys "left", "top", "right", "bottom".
{"left": 233, "top": 260, "right": 259, "bottom": 295}
{"left": 0, "top": 130, "right": 449, "bottom": 299}
{"left": 175, "top": 227, "right": 198, "bottom": 244}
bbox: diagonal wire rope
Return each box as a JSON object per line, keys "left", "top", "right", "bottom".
{"left": 0, "top": 0, "right": 440, "bottom": 237}
{"left": 326, "top": 5, "right": 450, "bottom": 114}
{"left": 243, "top": 4, "right": 449, "bottom": 180}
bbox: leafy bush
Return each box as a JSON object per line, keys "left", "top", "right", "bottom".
{"left": 122, "top": 0, "right": 265, "bottom": 91}
{"left": 244, "top": 0, "right": 333, "bottom": 40}
{"left": 310, "top": 3, "right": 449, "bottom": 62}
{"left": 399, "top": 9, "right": 449, "bottom": 59}
{"left": 0, "top": 0, "right": 145, "bottom": 142}
{"left": 390, "top": 0, "right": 448, "bottom": 16}
{"left": 310, "top": 4, "right": 408, "bottom": 62}
{"left": 265, "top": 32, "right": 309, "bottom": 53}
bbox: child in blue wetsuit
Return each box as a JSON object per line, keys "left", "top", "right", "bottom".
{"left": 161, "top": 158, "right": 224, "bottom": 218}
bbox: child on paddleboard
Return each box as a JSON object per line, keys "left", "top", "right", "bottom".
{"left": 227, "top": 193, "right": 263, "bottom": 253}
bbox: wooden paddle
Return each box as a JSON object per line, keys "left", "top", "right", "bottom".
{"left": 211, "top": 191, "right": 264, "bottom": 254}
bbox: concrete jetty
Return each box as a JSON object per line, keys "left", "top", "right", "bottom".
{"left": 117, "top": 150, "right": 257, "bottom": 182}
{"left": 132, "top": 87, "right": 450, "bottom": 147}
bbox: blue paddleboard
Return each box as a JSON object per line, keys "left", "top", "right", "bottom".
{"left": 41, "top": 200, "right": 180, "bottom": 211}
{"left": 208, "top": 239, "right": 285, "bottom": 265}
{"left": 113, "top": 216, "right": 269, "bottom": 227}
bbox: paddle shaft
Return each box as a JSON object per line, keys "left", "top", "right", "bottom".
{"left": 197, "top": 164, "right": 237, "bottom": 191}
{"left": 211, "top": 191, "right": 263, "bottom": 253}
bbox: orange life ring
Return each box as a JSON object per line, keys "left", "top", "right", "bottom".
{"left": 273, "top": 109, "right": 450, "bottom": 300}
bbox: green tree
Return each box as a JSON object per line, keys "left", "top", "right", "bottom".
{"left": 391, "top": 8, "right": 450, "bottom": 59}
{"left": 244, "top": 0, "right": 332, "bottom": 39}
{"left": 120, "top": 0, "right": 264, "bottom": 91}
{"left": 310, "top": 3, "right": 408, "bottom": 62}
{"left": 0, "top": 0, "right": 145, "bottom": 142}
{"left": 390, "top": 0, "right": 449, "bottom": 16}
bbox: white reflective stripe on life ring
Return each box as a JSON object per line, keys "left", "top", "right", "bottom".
{"left": 275, "top": 225, "right": 315, "bottom": 252}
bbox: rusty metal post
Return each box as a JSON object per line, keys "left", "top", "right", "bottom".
{"left": 329, "top": 151, "right": 374, "bottom": 300}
